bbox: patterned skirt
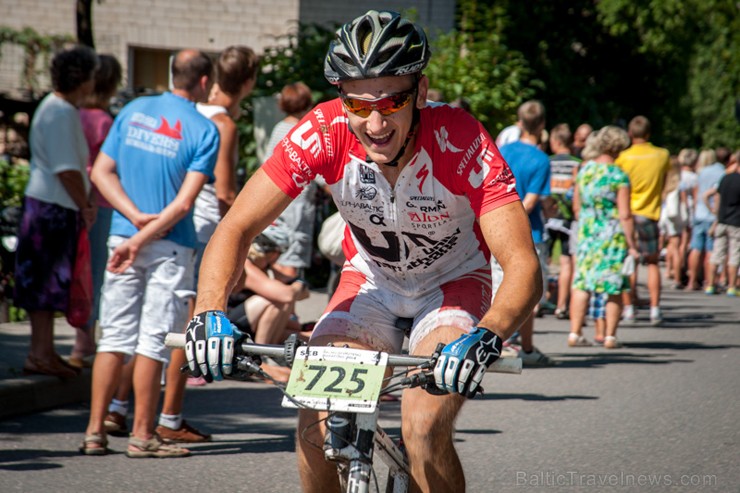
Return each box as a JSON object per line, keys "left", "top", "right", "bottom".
{"left": 14, "top": 197, "right": 79, "bottom": 311}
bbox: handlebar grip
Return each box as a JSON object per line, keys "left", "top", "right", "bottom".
{"left": 165, "top": 332, "right": 186, "bottom": 348}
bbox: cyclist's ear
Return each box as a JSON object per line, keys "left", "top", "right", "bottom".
{"left": 416, "top": 75, "right": 429, "bottom": 109}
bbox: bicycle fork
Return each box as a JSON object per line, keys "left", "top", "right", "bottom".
{"left": 324, "top": 410, "right": 377, "bottom": 493}
{"left": 324, "top": 410, "right": 410, "bottom": 493}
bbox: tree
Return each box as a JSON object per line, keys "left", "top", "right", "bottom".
{"left": 500, "top": 0, "right": 739, "bottom": 149}
{"left": 76, "top": 0, "right": 95, "bottom": 48}
{"left": 425, "top": 0, "right": 540, "bottom": 135}
{"left": 597, "top": 0, "right": 740, "bottom": 148}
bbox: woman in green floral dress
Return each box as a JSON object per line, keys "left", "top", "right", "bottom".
{"left": 569, "top": 126, "right": 639, "bottom": 348}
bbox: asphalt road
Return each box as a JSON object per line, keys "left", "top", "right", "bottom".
{"left": 1, "top": 286, "right": 738, "bottom": 492}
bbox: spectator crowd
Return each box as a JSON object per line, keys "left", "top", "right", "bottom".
{"left": 1, "top": 42, "right": 737, "bottom": 458}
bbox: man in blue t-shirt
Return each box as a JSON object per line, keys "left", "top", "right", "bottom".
{"left": 495, "top": 100, "right": 552, "bottom": 366}
{"left": 80, "top": 49, "right": 219, "bottom": 458}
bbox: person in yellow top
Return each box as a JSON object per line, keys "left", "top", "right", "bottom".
{"left": 615, "top": 116, "right": 671, "bottom": 326}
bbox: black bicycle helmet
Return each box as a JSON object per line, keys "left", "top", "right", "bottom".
{"left": 324, "top": 10, "right": 430, "bottom": 84}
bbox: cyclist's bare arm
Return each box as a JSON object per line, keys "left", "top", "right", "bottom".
{"left": 195, "top": 169, "right": 293, "bottom": 313}
{"left": 477, "top": 200, "right": 542, "bottom": 340}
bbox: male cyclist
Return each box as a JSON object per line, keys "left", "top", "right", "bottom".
{"left": 187, "top": 10, "right": 541, "bottom": 492}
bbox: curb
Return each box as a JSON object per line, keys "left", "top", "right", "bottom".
{"left": 0, "top": 370, "right": 91, "bottom": 420}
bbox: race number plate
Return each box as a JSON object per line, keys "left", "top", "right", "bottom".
{"left": 282, "top": 346, "right": 388, "bottom": 413}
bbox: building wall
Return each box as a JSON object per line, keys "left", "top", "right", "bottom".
{"left": 0, "top": 0, "right": 300, "bottom": 95}
{"left": 298, "top": 1, "right": 455, "bottom": 33}
{"left": 0, "top": 0, "right": 455, "bottom": 97}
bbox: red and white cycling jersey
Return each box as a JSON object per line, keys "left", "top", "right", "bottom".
{"left": 263, "top": 99, "right": 519, "bottom": 296}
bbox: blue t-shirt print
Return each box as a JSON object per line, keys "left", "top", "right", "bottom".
{"left": 125, "top": 111, "right": 184, "bottom": 158}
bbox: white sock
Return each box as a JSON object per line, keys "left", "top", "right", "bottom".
{"left": 650, "top": 306, "right": 661, "bottom": 318}
{"left": 623, "top": 305, "right": 634, "bottom": 317}
{"left": 159, "top": 413, "right": 183, "bottom": 430}
{"left": 108, "top": 399, "right": 128, "bottom": 416}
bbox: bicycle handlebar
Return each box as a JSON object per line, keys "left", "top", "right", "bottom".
{"left": 165, "top": 333, "right": 522, "bottom": 374}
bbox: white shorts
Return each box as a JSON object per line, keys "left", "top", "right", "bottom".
{"left": 98, "top": 236, "right": 196, "bottom": 363}
{"left": 312, "top": 266, "right": 492, "bottom": 354}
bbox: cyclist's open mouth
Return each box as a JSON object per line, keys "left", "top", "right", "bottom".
{"left": 367, "top": 130, "right": 394, "bottom": 147}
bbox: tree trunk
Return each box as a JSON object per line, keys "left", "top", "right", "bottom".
{"left": 76, "top": 0, "right": 95, "bottom": 48}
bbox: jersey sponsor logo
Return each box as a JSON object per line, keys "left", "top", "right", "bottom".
{"left": 369, "top": 214, "right": 386, "bottom": 226}
{"left": 339, "top": 200, "right": 383, "bottom": 213}
{"left": 456, "top": 134, "right": 485, "bottom": 176}
{"left": 347, "top": 219, "right": 461, "bottom": 272}
{"left": 126, "top": 113, "right": 182, "bottom": 158}
{"left": 280, "top": 138, "right": 312, "bottom": 188}
{"left": 416, "top": 164, "right": 430, "bottom": 193}
{"left": 434, "top": 126, "right": 463, "bottom": 153}
{"left": 356, "top": 186, "right": 377, "bottom": 200}
{"left": 314, "top": 108, "right": 334, "bottom": 158}
{"left": 290, "top": 120, "right": 322, "bottom": 159}
{"left": 292, "top": 172, "right": 309, "bottom": 188}
{"left": 486, "top": 166, "right": 515, "bottom": 191}
{"left": 405, "top": 200, "right": 446, "bottom": 210}
{"left": 359, "top": 164, "right": 376, "bottom": 183}
{"left": 409, "top": 195, "right": 434, "bottom": 201}
{"left": 469, "top": 146, "right": 496, "bottom": 189}
{"left": 407, "top": 211, "right": 450, "bottom": 223}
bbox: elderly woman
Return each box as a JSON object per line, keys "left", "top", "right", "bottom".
{"left": 568, "top": 126, "right": 639, "bottom": 349}
{"left": 14, "top": 45, "right": 98, "bottom": 378}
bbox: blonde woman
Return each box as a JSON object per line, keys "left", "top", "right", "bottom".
{"left": 568, "top": 127, "right": 639, "bottom": 348}
{"left": 659, "top": 158, "right": 689, "bottom": 288}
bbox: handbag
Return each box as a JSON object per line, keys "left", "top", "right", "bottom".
{"left": 67, "top": 226, "right": 93, "bottom": 328}
{"left": 621, "top": 254, "right": 635, "bottom": 276}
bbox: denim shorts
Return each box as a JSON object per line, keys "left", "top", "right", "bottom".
{"left": 690, "top": 219, "right": 715, "bottom": 252}
{"left": 97, "top": 236, "right": 196, "bottom": 363}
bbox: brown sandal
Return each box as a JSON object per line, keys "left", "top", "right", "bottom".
{"left": 126, "top": 434, "right": 190, "bottom": 458}
{"left": 23, "top": 355, "right": 78, "bottom": 379}
{"left": 79, "top": 433, "right": 110, "bottom": 456}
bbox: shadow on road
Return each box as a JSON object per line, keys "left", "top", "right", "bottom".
{"left": 185, "top": 434, "right": 296, "bottom": 456}
{"left": 482, "top": 392, "right": 598, "bottom": 402}
{"left": 551, "top": 352, "right": 694, "bottom": 369}
{"left": 623, "top": 341, "right": 740, "bottom": 351}
{"left": 0, "top": 448, "right": 73, "bottom": 471}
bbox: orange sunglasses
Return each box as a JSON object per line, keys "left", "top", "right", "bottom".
{"left": 339, "top": 86, "right": 417, "bottom": 117}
